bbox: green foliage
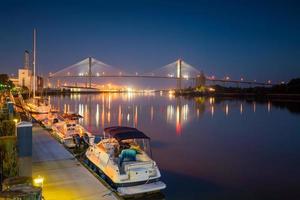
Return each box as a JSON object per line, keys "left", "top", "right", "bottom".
{"left": 0, "top": 120, "right": 16, "bottom": 137}
{"left": 0, "top": 137, "right": 18, "bottom": 178}
{"left": 195, "top": 86, "right": 206, "bottom": 92}
{"left": 0, "top": 74, "right": 14, "bottom": 90}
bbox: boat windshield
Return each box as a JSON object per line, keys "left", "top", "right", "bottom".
{"left": 121, "top": 138, "right": 152, "bottom": 156}
{"left": 32, "top": 97, "right": 48, "bottom": 106}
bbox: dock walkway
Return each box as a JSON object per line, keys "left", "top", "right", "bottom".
{"left": 32, "top": 124, "right": 118, "bottom": 200}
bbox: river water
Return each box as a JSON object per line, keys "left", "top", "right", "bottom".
{"left": 49, "top": 93, "right": 300, "bottom": 199}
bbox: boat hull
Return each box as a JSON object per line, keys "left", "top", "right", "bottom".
{"left": 117, "top": 181, "right": 166, "bottom": 196}
{"left": 84, "top": 156, "right": 165, "bottom": 197}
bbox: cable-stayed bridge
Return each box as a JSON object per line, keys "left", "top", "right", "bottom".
{"left": 49, "top": 57, "right": 272, "bottom": 89}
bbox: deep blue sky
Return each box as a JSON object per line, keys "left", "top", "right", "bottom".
{"left": 0, "top": 0, "right": 299, "bottom": 82}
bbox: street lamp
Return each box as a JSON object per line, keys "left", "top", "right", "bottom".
{"left": 33, "top": 175, "right": 44, "bottom": 188}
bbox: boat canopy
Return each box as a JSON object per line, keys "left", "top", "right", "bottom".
{"left": 61, "top": 113, "right": 83, "bottom": 120}
{"left": 104, "top": 126, "right": 150, "bottom": 141}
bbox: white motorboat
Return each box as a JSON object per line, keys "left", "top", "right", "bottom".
{"left": 52, "top": 119, "right": 94, "bottom": 148}
{"left": 39, "top": 113, "right": 63, "bottom": 129}
{"left": 85, "top": 126, "right": 166, "bottom": 197}
{"left": 25, "top": 97, "right": 51, "bottom": 114}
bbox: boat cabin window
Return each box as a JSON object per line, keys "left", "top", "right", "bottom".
{"left": 115, "top": 138, "right": 151, "bottom": 158}
{"left": 67, "top": 124, "right": 76, "bottom": 127}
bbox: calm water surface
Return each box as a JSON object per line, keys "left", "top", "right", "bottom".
{"left": 50, "top": 93, "right": 300, "bottom": 199}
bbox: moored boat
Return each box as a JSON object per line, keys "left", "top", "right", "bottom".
{"left": 52, "top": 118, "right": 94, "bottom": 148}
{"left": 85, "top": 126, "right": 166, "bottom": 197}
{"left": 25, "top": 97, "right": 51, "bottom": 114}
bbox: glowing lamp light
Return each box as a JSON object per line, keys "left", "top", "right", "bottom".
{"left": 168, "top": 90, "right": 175, "bottom": 94}
{"left": 33, "top": 176, "right": 44, "bottom": 187}
{"left": 127, "top": 87, "right": 133, "bottom": 92}
{"left": 208, "top": 87, "right": 215, "bottom": 92}
{"left": 13, "top": 119, "right": 18, "bottom": 124}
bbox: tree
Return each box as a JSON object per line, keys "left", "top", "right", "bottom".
{"left": 0, "top": 74, "right": 14, "bottom": 89}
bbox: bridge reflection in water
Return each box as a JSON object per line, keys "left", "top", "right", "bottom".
{"left": 50, "top": 93, "right": 272, "bottom": 136}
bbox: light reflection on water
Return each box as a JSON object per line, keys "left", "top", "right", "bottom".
{"left": 50, "top": 93, "right": 300, "bottom": 199}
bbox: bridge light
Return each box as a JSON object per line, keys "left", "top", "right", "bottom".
{"left": 240, "top": 77, "right": 244, "bottom": 81}
{"left": 96, "top": 72, "right": 100, "bottom": 76}
{"left": 254, "top": 80, "right": 256, "bottom": 82}
{"left": 67, "top": 72, "right": 70, "bottom": 76}
{"left": 119, "top": 72, "right": 122, "bottom": 76}
{"left": 225, "top": 76, "right": 230, "bottom": 80}
{"left": 135, "top": 72, "right": 138, "bottom": 76}
{"left": 183, "top": 75, "right": 189, "bottom": 79}
{"left": 211, "top": 75, "right": 215, "bottom": 79}
{"left": 102, "top": 72, "right": 105, "bottom": 75}
{"left": 268, "top": 80, "right": 271, "bottom": 84}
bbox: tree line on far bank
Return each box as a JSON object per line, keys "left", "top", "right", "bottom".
{"left": 213, "top": 78, "right": 300, "bottom": 94}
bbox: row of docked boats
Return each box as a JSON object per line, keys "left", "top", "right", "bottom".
{"left": 25, "top": 97, "right": 166, "bottom": 197}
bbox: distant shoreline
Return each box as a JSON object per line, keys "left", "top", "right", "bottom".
{"left": 176, "top": 91, "right": 300, "bottom": 101}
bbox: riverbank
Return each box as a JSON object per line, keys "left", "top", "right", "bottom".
{"left": 176, "top": 91, "right": 300, "bottom": 101}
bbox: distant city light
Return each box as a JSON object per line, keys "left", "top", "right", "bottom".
{"left": 208, "top": 87, "right": 215, "bottom": 92}
{"left": 127, "top": 87, "right": 133, "bottom": 92}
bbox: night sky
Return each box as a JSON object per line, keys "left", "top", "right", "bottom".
{"left": 0, "top": 0, "right": 299, "bottom": 82}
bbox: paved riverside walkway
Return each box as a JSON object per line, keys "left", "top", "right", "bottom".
{"left": 32, "top": 124, "right": 118, "bottom": 200}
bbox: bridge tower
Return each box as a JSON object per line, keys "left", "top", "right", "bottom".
{"left": 88, "top": 57, "right": 92, "bottom": 88}
{"left": 176, "top": 59, "right": 182, "bottom": 90}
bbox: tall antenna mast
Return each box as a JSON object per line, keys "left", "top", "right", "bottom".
{"left": 33, "top": 28, "right": 36, "bottom": 98}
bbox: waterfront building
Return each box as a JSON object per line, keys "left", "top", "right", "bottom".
{"left": 9, "top": 50, "right": 43, "bottom": 91}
